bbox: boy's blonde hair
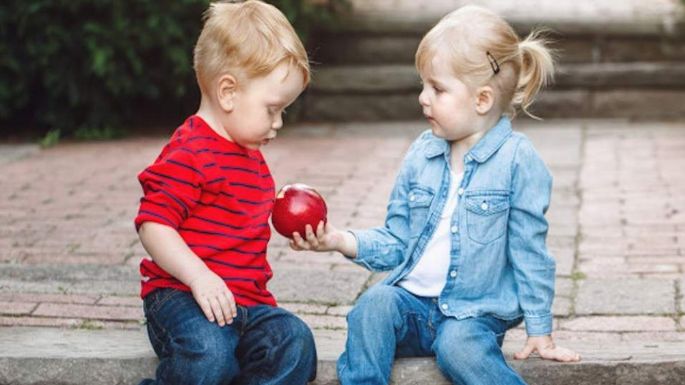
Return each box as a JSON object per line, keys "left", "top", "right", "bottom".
{"left": 193, "top": 0, "right": 310, "bottom": 94}
{"left": 416, "top": 6, "right": 555, "bottom": 118}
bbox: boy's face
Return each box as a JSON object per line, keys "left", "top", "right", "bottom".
{"left": 418, "top": 54, "right": 481, "bottom": 142}
{"left": 221, "top": 62, "right": 305, "bottom": 150}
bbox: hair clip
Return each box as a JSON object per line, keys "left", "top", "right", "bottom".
{"left": 486, "top": 51, "right": 500, "bottom": 75}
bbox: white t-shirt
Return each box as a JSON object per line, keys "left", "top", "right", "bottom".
{"left": 399, "top": 171, "right": 463, "bottom": 297}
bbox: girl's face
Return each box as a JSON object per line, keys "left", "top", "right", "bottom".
{"left": 418, "top": 54, "right": 481, "bottom": 142}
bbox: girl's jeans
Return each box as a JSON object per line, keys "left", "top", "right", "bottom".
{"left": 337, "top": 285, "right": 526, "bottom": 385}
{"left": 138, "top": 288, "right": 317, "bottom": 385}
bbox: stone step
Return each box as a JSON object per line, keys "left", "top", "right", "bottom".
{"left": 2, "top": 327, "right": 685, "bottom": 385}
{"left": 308, "top": 63, "right": 685, "bottom": 93}
{"left": 302, "top": 63, "right": 685, "bottom": 121}
{"left": 303, "top": 88, "right": 685, "bottom": 121}
{"left": 312, "top": 1, "right": 685, "bottom": 65}
{"left": 313, "top": 31, "right": 685, "bottom": 65}
{"left": 336, "top": 0, "right": 685, "bottom": 37}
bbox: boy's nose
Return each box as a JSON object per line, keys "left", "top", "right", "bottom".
{"left": 272, "top": 115, "right": 283, "bottom": 130}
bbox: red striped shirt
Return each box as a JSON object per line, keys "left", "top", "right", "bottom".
{"left": 134, "top": 115, "right": 276, "bottom": 307}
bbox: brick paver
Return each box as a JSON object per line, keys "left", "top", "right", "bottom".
{"left": 1, "top": 119, "right": 684, "bottom": 345}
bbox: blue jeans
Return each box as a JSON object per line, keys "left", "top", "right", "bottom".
{"left": 139, "top": 288, "right": 317, "bottom": 385}
{"left": 337, "top": 285, "right": 526, "bottom": 385}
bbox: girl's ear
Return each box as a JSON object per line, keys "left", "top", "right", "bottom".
{"left": 475, "top": 85, "right": 495, "bottom": 115}
{"left": 216, "top": 74, "right": 238, "bottom": 112}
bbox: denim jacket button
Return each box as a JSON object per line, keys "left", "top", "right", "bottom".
{"left": 450, "top": 225, "right": 459, "bottom": 233}
{"left": 409, "top": 195, "right": 415, "bottom": 202}
{"left": 450, "top": 270, "right": 457, "bottom": 278}
{"left": 441, "top": 303, "right": 448, "bottom": 310}
{"left": 481, "top": 202, "right": 489, "bottom": 210}
{"left": 457, "top": 188, "right": 464, "bottom": 196}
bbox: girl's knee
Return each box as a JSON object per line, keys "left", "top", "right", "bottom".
{"left": 433, "top": 324, "right": 491, "bottom": 369}
{"left": 355, "top": 285, "right": 403, "bottom": 313}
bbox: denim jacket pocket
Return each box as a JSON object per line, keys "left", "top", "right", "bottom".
{"left": 465, "top": 191, "right": 510, "bottom": 244}
{"left": 407, "top": 186, "right": 434, "bottom": 237}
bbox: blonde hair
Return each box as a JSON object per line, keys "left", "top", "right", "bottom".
{"left": 415, "top": 6, "right": 555, "bottom": 119}
{"left": 193, "top": 0, "right": 310, "bottom": 94}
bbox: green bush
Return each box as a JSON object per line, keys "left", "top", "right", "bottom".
{"left": 0, "top": 0, "right": 344, "bottom": 139}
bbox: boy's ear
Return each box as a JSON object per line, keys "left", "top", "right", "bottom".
{"left": 475, "top": 85, "right": 495, "bottom": 115}
{"left": 216, "top": 74, "right": 238, "bottom": 112}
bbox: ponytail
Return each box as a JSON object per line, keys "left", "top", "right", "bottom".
{"left": 513, "top": 30, "right": 556, "bottom": 119}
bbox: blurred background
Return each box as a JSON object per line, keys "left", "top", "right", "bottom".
{"left": 1, "top": 0, "right": 684, "bottom": 144}
{"left": 1, "top": 3, "right": 685, "bottom": 382}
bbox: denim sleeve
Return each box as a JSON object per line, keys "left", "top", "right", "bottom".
{"left": 347, "top": 134, "right": 428, "bottom": 272}
{"left": 507, "top": 138, "right": 556, "bottom": 336}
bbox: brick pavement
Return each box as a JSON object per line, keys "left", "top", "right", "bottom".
{"left": 0, "top": 119, "right": 684, "bottom": 346}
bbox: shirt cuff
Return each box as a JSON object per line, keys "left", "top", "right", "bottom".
{"left": 346, "top": 230, "right": 375, "bottom": 269}
{"left": 524, "top": 313, "right": 553, "bottom": 336}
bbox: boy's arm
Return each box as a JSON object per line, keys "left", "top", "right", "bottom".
{"left": 135, "top": 147, "right": 235, "bottom": 326}
{"left": 506, "top": 139, "right": 556, "bottom": 337}
{"left": 138, "top": 222, "right": 211, "bottom": 285}
{"left": 139, "top": 222, "right": 237, "bottom": 326}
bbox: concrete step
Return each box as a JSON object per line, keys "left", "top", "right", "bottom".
{"left": 313, "top": 31, "right": 685, "bottom": 66}
{"left": 335, "top": 0, "right": 685, "bottom": 37}
{"left": 2, "top": 327, "right": 685, "bottom": 385}
{"left": 312, "top": 0, "right": 685, "bottom": 66}
{"left": 302, "top": 63, "right": 685, "bottom": 121}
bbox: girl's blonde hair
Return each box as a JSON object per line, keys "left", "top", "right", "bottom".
{"left": 193, "top": 0, "right": 310, "bottom": 94}
{"left": 415, "top": 6, "right": 555, "bottom": 119}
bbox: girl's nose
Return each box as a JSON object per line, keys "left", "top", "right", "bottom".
{"left": 418, "top": 89, "right": 429, "bottom": 107}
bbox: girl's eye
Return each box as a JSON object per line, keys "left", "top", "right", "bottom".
{"left": 433, "top": 86, "right": 443, "bottom": 93}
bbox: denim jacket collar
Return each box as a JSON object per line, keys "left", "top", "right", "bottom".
{"left": 423, "top": 116, "right": 513, "bottom": 163}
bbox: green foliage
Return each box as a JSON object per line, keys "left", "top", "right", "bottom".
{"left": 0, "top": 0, "right": 345, "bottom": 138}
{"left": 39, "top": 128, "right": 60, "bottom": 147}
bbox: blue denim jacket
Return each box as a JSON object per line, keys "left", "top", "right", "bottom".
{"left": 350, "top": 116, "right": 556, "bottom": 336}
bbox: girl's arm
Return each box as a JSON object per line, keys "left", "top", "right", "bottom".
{"left": 507, "top": 138, "right": 580, "bottom": 362}
{"left": 290, "top": 132, "right": 431, "bottom": 271}
{"left": 507, "top": 139, "right": 556, "bottom": 336}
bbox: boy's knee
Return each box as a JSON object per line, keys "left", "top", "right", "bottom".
{"left": 283, "top": 316, "right": 315, "bottom": 350}
{"left": 175, "top": 329, "right": 239, "bottom": 382}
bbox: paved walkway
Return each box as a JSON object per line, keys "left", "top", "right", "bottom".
{"left": 0, "top": 118, "right": 684, "bottom": 349}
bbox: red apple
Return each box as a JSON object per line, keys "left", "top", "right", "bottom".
{"left": 272, "top": 183, "right": 327, "bottom": 239}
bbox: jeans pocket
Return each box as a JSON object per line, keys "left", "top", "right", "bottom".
{"left": 145, "top": 288, "right": 184, "bottom": 318}
{"left": 465, "top": 191, "right": 510, "bottom": 244}
{"left": 146, "top": 316, "right": 168, "bottom": 357}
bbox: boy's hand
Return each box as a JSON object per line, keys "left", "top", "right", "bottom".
{"left": 514, "top": 335, "right": 581, "bottom": 362}
{"left": 188, "top": 270, "right": 237, "bottom": 327}
{"left": 290, "top": 221, "right": 345, "bottom": 253}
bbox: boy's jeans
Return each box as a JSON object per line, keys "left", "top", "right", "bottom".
{"left": 337, "top": 285, "right": 526, "bottom": 385}
{"left": 139, "top": 288, "right": 317, "bottom": 385}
